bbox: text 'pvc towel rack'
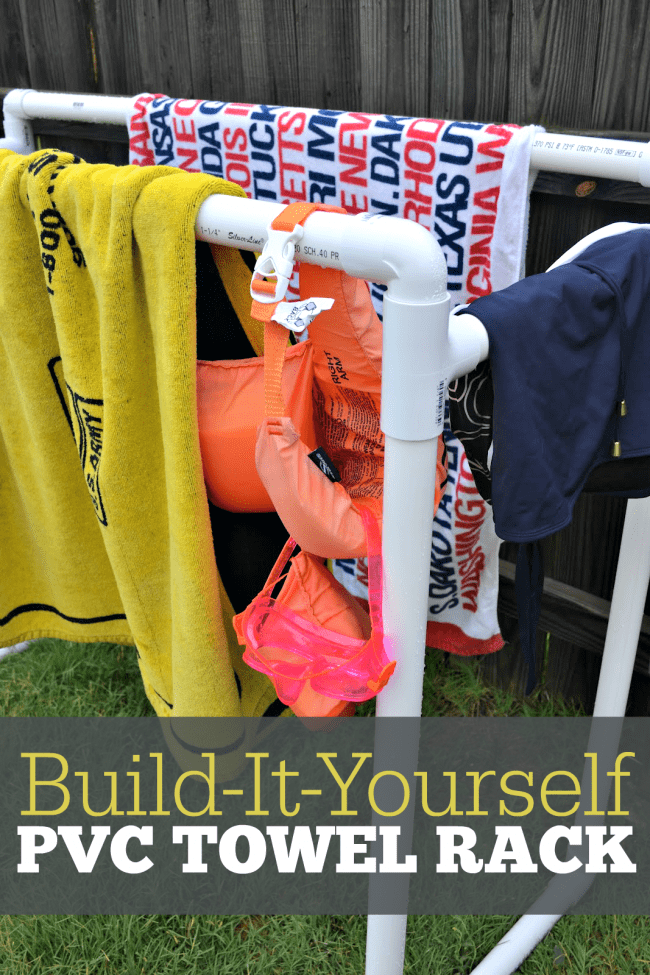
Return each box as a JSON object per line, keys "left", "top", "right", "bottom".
{"left": 3, "top": 89, "right": 650, "bottom": 975}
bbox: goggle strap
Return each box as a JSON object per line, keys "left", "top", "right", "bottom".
{"left": 260, "top": 534, "right": 299, "bottom": 596}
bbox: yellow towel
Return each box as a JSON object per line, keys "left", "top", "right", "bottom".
{"left": 0, "top": 147, "right": 280, "bottom": 723}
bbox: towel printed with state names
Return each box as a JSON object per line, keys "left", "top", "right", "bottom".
{"left": 129, "top": 94, "right": 536, "bottom": 655}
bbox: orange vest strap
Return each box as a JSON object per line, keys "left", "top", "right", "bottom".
{"left": 270, "top": 201, "right": 345, "bottom": 232}
{"left": 264, "top": 319, "right": 292, "bottom": 416}
{"left": 251, "top": 202, "right": 346, "bottom": 416}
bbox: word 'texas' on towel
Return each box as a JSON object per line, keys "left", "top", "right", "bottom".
{"left": 128, "top": 95, "right": 541, "bottom": 656}
{"left": 0, "top": 147, "right": 282, "bottom": 732}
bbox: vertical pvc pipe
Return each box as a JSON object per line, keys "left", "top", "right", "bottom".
{"left": 365, "top": 284, "right": 450, "bottom": 975}
{"left": 376, "top": 436, "right": 440, "bottom": 718}
{"left": 468, "top": 495, "right": 650, "bottom": 975}
{"left": 592, "top": 496, "right": 650, "bottom": 717}
{"left": 365, "top": 916, "right": 409, "bottom": 975}
{"left": 1, "top": 89, "right": 36, "bottom": 152}
{"left": 377, "top": 286, "right": 449, "bottom": 719}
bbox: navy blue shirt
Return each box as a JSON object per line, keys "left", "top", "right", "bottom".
{"left": 457, "top": 228, "right": 650, "bottom": 543}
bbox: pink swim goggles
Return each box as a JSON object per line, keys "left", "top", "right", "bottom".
{"left": 234, "top": 507, "right": 395, "bottom": 707}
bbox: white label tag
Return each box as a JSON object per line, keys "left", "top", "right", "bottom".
{"left": 435, "top": 379, "right": 446, "bottom": 429}
{"left": 271, "top": 297, "right": 335, "bottom": 333}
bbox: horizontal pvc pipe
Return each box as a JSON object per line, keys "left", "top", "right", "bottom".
{"left": 196, "top": 196, "right": 448, "bottom": 303}
{"left": 4, "top": 89, "right": 650, "bottom": 184}
{"left": 0, "top": 641, "right": 31, "bottom": 660}
{"left": 530, "top": 132, "right": 650, "bottom": 185}
{"left": 448, "top": 312, "right": 491, "bottom": 380}
{"left": 4, "top": 88, "right": 132, "bottom": 126}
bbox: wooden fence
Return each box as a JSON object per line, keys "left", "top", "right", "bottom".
{"left": 2, "top": 0, "right": 650, "bottom": 712}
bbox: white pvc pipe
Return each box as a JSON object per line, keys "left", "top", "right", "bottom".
{"left": 0, "top": 88, "right": 131, "bottom": 153}
{"left": 530, "top": 132, "right": 650, "bottom": 186}
{"left": 468, "top": 495, "right": 650, "bottom": 975}
{"left": 593, "top": 495, "right": 650, "bottom": 717}
{"left": 376, "top": 437, "right": 441, "bottom": 718}
{"left": 3, "top": 88, "right": 650, "bottom": 185}
{"left": 196, "top": 196, "right": 446, "bottom": 302}
{"left": 4, "top": 88, "right": 132, "bottom": 126}
{"left": 1, "top": 89, "right": 36, "bottom": 152}
{"left": 0, "top": 641, "right": 31, "bottom": 661}
{"left": 448, "top": 312, "right": 491, "bottom": 378}
{"left": 365, "top": 916, "right": 408, "bottom": 975}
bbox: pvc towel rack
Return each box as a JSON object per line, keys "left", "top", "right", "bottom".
{"left": 3, "top": 90, "right": 650, "bottom": 975}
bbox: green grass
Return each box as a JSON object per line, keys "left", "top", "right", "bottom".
{"left": 0, "top": 639, "right": 154, "bottom": 717}
{"left": 0, "top": 640, "right": 645, "bottom": 974}
{"left": 357, "top": 649, "right": 586, "bottom": 718}
{"left": 0, "top": 913, "right": 647, "bottom": 975}
{"left": 0, "top": 638, "right": 583, "bottom": 719}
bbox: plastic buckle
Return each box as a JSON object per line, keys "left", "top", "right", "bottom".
{"left": 250, "top": 221, "right": 305, "bottom": 304}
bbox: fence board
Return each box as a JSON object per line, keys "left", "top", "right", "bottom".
{"left": 509, "top": 0, "right": 601, "bottom": 127}
{"left": 427, "top": 0, "right": 464, "bottom": 119}
{"left": 358, "top": 0, "right": 390, "bottom": 113}
{"left": 403, "top": 0, "right": 433, "bottom": 117}
{"left": 15, "top": 0, "right": 97, "bottom": 93}
{"left": 498, "top": 558, "right": 650, "bottom": 668}
{"left": 459, "top": 0, "right": 511, "bottom": 123}
{"left": 533, "top": 170, "right": 650, "bottom": 207}
{"left": 592, "top": 0, "right": 650, "bottom": 130}
{"left": 284, "top": 0, "right": 358, "bottom": 111}
{"left": 92, "top": 0, "right": 244, "bottom": 100}
{"left": 236, "top": 0, "right": 273, "bottom": 105}
{"left": 74, "top": 0, "right": 144, "bottom": 95}
{"left": 0, "top": 0, "right": 30, "bottom": 90}
{"left": 248, "top": 0, "right": 301, "bottom": 106}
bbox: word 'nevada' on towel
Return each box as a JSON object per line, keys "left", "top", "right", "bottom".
{"left": 128, "top": 95, "right": 540, "bottom": 656}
